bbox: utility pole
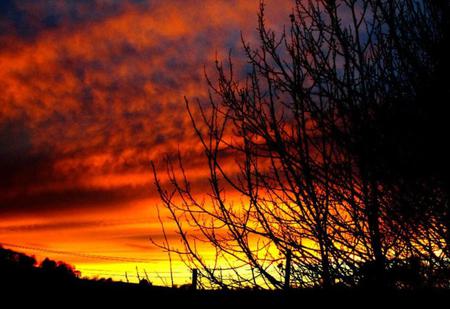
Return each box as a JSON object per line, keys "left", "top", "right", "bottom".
{"left": 284, "top": 249, "right": 292, "bottom": 290}
{"left": 192, "top": 268, "right": 198, "bottom": 290}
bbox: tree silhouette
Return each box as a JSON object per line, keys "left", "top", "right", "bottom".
{"left": 153, "top": 0, "right": 449, "bottom": 289}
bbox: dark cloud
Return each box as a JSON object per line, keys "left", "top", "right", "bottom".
{"left": 0, "top": 118, "right": 56, "bottom": 189}
{"left": 0, "top": 220, "right": 100, "bottom": 233}
{"left": 0, "top": 0, "right": 143, "bottom": 44}
{"left": 0, "top": 217, "right": 150, "bottom": 233}
{"left": 0, "top": 185, "right": 152, "bottom": 216}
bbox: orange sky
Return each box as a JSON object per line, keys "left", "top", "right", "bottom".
{"left": 0, "top": 0, "right": 292, "bottom": 284}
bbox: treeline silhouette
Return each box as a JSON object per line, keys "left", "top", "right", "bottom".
{"left": 0, "top": 245, "right": 158, "bottom": 287}
{"left": 0, "top": 245, "right": 81, "bottom": 285}
{"left": 0, "top": 246, "right": 172, "bottom": 305}
{"left": 153, "top": 0, "right": 450, "bottom": 289}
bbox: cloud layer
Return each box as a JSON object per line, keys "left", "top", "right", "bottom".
{"left": 0, "top": 0, "right": 292, "bottom": 281}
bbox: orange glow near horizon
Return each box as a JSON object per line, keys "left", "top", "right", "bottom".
{"left": 0, "top": 0, "right": 294, "bottom": 284}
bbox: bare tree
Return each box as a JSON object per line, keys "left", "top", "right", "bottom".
{"left": 152, "top": 0, "right": 449, "bottom": 289}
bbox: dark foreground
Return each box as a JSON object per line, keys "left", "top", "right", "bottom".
{"left": 1, "top": 246, "right": 449, "bottom": 307}
{"left": 1, "top": 279, "right": 449, "bottom": 308}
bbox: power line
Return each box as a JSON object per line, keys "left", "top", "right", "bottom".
{"left": 0, "top": 241, "right": 170, "bottom": 263}
{"left": 78, "top": 267, "right": 184, "bottom": 274}
{"left": 0, "top": 241, "right": 193, "bottom": 284}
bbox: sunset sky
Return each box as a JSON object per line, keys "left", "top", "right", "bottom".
{"left": 0, "top": 0, "right": 292, "bottom": 284}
